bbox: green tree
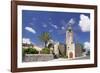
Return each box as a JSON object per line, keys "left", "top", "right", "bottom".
{"left": 41, "top": 48, "right": 50, "bottom": 54}
{"left": 39, "top": 32, "right": 51, "bottom": 48}
{"left": 24, "top": 48, "right": 39, "bottom": 54}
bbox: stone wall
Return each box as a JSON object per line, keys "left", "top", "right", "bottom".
{"left": 23, "top": 54, "right": 54, "bottom": 62}
{"left": 75, "top": 43, "right": 83, "bottom": 57}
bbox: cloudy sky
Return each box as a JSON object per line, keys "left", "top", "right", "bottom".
{"left": 22, "top": 10, "right": 90, "bottom": 49}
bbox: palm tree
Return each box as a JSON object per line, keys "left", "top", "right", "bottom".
{"left": 39, "top": 32, "right": 51, "bottom": 48}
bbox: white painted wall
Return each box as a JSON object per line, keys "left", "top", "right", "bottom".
{"left": 0, "top": 0, "right": 99, "bottom": 73}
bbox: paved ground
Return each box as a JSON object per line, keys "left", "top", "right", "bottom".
{"left": 48, "top": 56, "right": 90, "bottom": 61}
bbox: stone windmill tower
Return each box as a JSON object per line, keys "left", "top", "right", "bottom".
{"left": 66, "top": 19, "right": 75, "bottom": 59}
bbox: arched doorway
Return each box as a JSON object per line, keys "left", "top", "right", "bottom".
{"left": 69, "top": 52, "right": 73, "bottom": 58}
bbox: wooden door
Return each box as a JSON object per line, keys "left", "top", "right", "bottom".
{"left": 69, "top": 52, "right": 73, "bottom": 58}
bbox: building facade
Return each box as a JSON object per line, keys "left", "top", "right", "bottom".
{"left": 66, "top": 26, "right": 75, "bottom": 59}
{"left": 75, "top": 43, "right": 83, "bottom": 57}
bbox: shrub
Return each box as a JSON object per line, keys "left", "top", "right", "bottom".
{"left": 59, "top": 53, "right": 67, "bottom": 58}
{"left": 41, "top": 48, "right": 50, "bottom": 54}
{"left": 23, "top": 48, "right": 39, "bottom": 54}
{"left": 22, "top": 48, "right": 25, "bottom": 56}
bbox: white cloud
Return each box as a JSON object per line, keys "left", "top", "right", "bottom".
{"left": 79, "top": 14, "right": 90, "bottom": 32}
{"left": 68, "top": 18, "right": 75, "bottom": 25}
{"left": 84, "top": 42, "right": 90, "bottom": 51}
{"left": 29, "top": 22, "right": 34, "bottom": 25}
{"left": 42, "top": 23, "right": 47, "bottom": 28}
{"left": 61, "top": 26, "right": 65, "bottom": 30}
{"left": 22, "top": 38, "right": 31, "bottom": 44}
{"left": 49, "top": 22, "right": 58, "bottom": 29}
{"left": 25, "top": 27, "right": 36, "bottom": 34}
{"left": 51, "top": 24, "right": 58, "bottom": 29}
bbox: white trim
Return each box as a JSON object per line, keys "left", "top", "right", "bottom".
{"left": 17, "top": 5, "right": 94, "bottom": 68}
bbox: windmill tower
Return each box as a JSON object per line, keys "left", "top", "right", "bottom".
{"left": 66, "top": 19, "right": 75, "bottom": 59}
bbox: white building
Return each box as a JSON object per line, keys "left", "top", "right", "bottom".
{"left": 53, "top": 42, "right": 59, "bottom": 56}
{"left": 66, "top": 26, "right": 75, "bottom": 59}
{"left": 34, "top": 45, "right": 43, "bottom": 54}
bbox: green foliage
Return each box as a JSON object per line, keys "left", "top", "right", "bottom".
{"left": 76, "top": 42, "right": 85, "bottom": 52}
{"left": 39, "top": 32, "right": 51, "bottom": 47}
{"left": 23, "top": 48, "right": 39, "bottom": 54}
{"left": 41, "top": 48, "right": 50, "bottom": 54}
{"left": 59, "top": 53, "right": 67, "bottom": 58}
{"left": 68, "top": 29, "right": 72, "bottom": 32}
{"left": 80, "top": 43, "right": 84, "bottom": 49}
{"left": 22, "top": 48, "right": 25, "bottom": 57}
{"left": 86, "top": 51, "right": 90, "bottom": 56}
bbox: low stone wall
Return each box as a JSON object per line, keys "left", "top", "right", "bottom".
{"left": 23, "top": 54, "right": 54, "bottom": 62}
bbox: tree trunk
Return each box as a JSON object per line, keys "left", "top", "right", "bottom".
{"left": 44, "top": 42, "right": 47, "bottom": 48}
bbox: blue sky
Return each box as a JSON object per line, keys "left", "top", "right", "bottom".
{"left": 22, "top": 10, "right": 90, "bottom": 47}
